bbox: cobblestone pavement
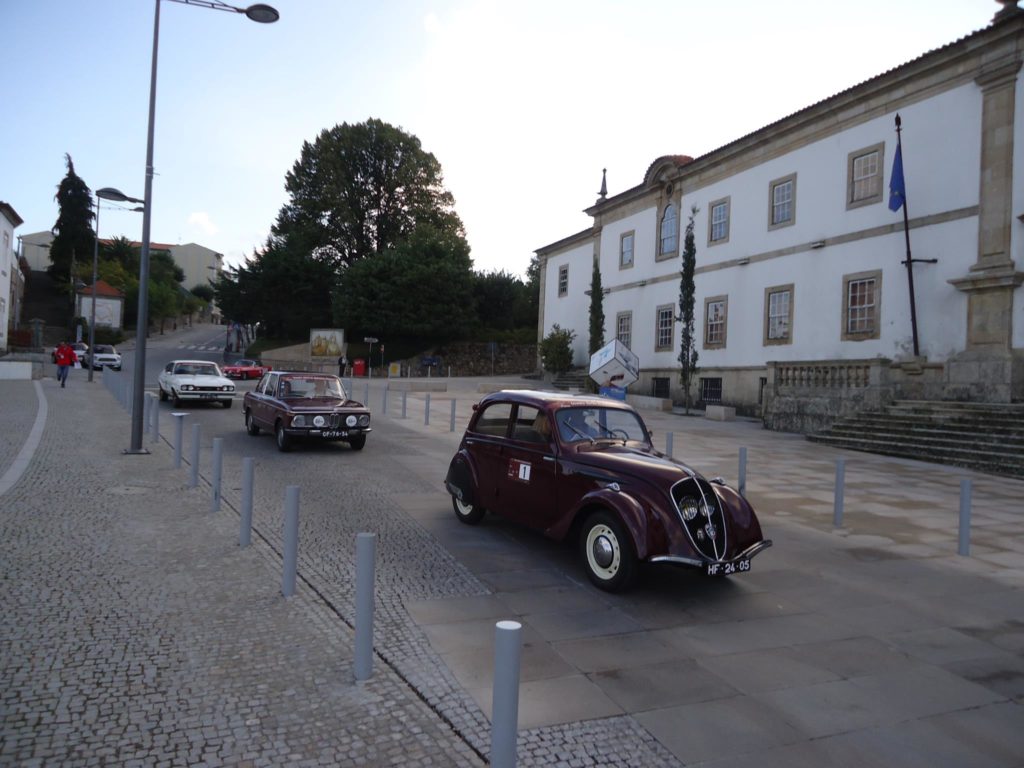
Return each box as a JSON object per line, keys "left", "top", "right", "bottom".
{"left": 0, "top": 374, "right": 484, "bottom": 767}
{"left": 3, "top": 364, "right": 1023, "bottom": 767}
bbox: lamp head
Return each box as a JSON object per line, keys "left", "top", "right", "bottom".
{"left": 245, "top": 4, "right": 279, "bottom": 22}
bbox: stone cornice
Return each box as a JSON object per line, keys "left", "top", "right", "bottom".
{"left": 948, "top": 266, "right": 1024, "bottom": 292}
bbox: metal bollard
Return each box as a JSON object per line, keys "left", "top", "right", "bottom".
{"left": 425, "top": 393, "right": 431, "bottom": 426}
{"left": 958, "top": 479, "right": 972, "bottom": 556}
{"left": 833, "top": 458, "right": 845, "bottom": 528}
{"left": 364, "top": 381, "right": 370, "bottom": 405}
{"left": 143, "top": 393, "right": 152, "bottom": 435}
{"left": 401, "top": 391, "right": 408, "bottom": 419}
{"left": 738, "top": 447, "right": 747, "bottom": 497}
{"left": 151, "top": 395, "right": 160, "bottom": 444}
{"left": 189, "top": 423, "right": 201, "bottom": 487}
{"left": 491, "top": 620, "right": 523, "bottom": 768}
{"left": 382, "top": 384, "right": 388, "bottom": 414}
{"left": 450, "top": 399, "right": 457, "bottom": 432}
{"left": 665, "top": 431, "right": 674, "bottom": 457}
{"left": 171, "top": 413, "right": 187, "bottom": 468}
{"left": 240, "top": 458, "right": 254, "bottom": 548}
{"left": 282, "top": 486, "right": 300, "bottom": 597}
{"left": 354, "top": 532, "right": 377, "bottom": 681}
{"left": 210, "top": 437, "right": 223, "bottom": 512}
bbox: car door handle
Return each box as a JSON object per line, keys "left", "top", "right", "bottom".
{"left": 543, "top": 455, "right": 556, "bottom": 462}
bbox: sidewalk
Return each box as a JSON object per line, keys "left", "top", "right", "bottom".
{"left": 2, "top": 369, "right": 1022, "bottom": 767}
{"left": 0, "top": 372, "right": 483, "bottom": 767}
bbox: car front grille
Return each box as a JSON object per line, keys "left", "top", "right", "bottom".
{"left": 670, "top": 478, "right": 728, "bottom": 561}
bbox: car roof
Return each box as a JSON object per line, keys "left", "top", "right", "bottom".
{"left": 170, "top": 359, "right": 220, "bottom": 366}
{"left": 478, "top": 388, "right": 638, "bottom": 412}
{"left": 276, "top": 371, "right": 339, "bottom": 379}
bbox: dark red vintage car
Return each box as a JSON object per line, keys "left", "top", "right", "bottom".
{"left": 445, "top": 390, "right": 771, "bottom": 591}
{"left": 242, "top": 371, "right": 371, "bottom": 452}
{"left": 222, "top": 359, "right": 271, "bottom": 379}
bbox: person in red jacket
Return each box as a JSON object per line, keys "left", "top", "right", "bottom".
{"left": 54, "top": 341, "right": 78, "bottom": 388}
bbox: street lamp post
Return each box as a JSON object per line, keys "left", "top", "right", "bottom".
{"left": 91, "top": 188, "right": 144, "bottom": 383}
{"left": 128, "top": 0, "right": 279, "bottom": 453}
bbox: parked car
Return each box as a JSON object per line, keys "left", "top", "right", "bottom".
{"left": 85, "top": 344, "right": 122, "bottom": 371}
{"left": 222, "top": 359, "right": 271, "bottom": 380}
{"left": 52, "top": 342, "right": 88, "bottom": 363}
{"left": 242, "top": 371, "right": 371, "bottom": 452}
{"left": 157, "top": 360, "right": 235, "bottom": 408}
{"left": 444, "top": 390, "right": 771, "bottom": 591}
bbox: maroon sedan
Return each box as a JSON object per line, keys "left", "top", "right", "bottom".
{"left": 445, "top": 390, "right": 771, "bottom": 591}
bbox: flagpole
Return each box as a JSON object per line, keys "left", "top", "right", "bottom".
{"left": 895, "top": 114, "right": 921, "bottom": 357}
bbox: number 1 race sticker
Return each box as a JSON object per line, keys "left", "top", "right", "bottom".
{"left": 508, "top": 459, "right": 531, "bottom": 483}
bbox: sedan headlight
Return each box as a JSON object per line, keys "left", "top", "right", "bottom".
{"left": 291, "top": 415, "right": 307, "bottom": 427}
{"left": 680, "top": 496, "right": 700, "bottom": 521}
{"left": 358, "top": 415, "right": 370, "bottom": 427}
{"left": 345, "top": 415, "right": 358, "bottom": 427}
{"left": 222, "top": 385, "right": 234, "bottom": 392}
{"left": 313, "top": 415, "right": 326, "bottom": 427}
{"left": 182, "top": 384, "right": 194, "bottom": 391}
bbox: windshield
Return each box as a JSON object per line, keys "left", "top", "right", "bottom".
{"left": 174, "top": 363, "right": 220, "bottom": 376}
{"left": 555, "top": 406, "right": 649, "bottom": 444}
{"left": 278, "top": 377, "right": 345, "bottom": 399}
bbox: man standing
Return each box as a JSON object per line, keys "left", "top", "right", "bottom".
{"left": 54, "top": 341, "right": 78, "bottom": 388}
{"left": 338, "top": 354, "right": 348, "bottom": 377}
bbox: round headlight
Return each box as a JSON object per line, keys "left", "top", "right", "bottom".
{"left": 182, "top": 384, "right": 194, "bottom": 391}
{"left": 700, "top": 501, "right": 713, "bottom": 518}
{"left": 313, "top": 415, "right": 326, "bottom": 427}
{"left": 346, "top": 415, "right": 358, "bottom": 427}
{"left": 680, "top": 497, "right": 700, "bottom": 521}
{"left": 291, "top": 415, "right": 306, "bottom": 427}
{"left": 358, "top": 414, "right": 370, "bottom": 427}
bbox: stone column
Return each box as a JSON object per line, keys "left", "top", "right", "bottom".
{"left": 946, "top": 58, "right": 1024, "bottom": 402}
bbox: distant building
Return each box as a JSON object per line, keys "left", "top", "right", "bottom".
{"left": 1, "top": 201, "right": 25, "bottom": 353}
{"left": 76, "top": 279, "right": 125, "bottom": 330}
{"left": 537, "top": 3, "right": 1024, "bottom": 430}
{"left": 17, "top": 231, "right": 222, "bottom": 323}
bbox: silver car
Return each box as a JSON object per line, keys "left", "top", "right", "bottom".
{"left": 86, "top": 344, "right": 122, "bottom": 371}
{"left": 157, "top": 359, "right": 235, "bottom": 408}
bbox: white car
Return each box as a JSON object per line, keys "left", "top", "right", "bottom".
{"left": 158, "top": 359, "right": 235, "bottom": 408}
{"left": 86, "top": 344, "right": 122, "bottom": 371}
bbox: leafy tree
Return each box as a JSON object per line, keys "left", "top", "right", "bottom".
{"left": 148, "top": 281, "right": 178, "bottom": 333}
{"left": 49, "top": 154, "right": 95, "bottom": 293}
{"left": 272, "top": 118, "right": 465, "bottom": 268}
{"left": 677, "top": 206, "right": 700, "bottom": 413}
{"left": 334, "top": 224, "right": 475, "bottom": 345}
{"left": 190, "top": 283, "right": 214, "bottom": 303}
{"left": 588, "top": 258, "right": 605, "bottom": 355}
{"left": 540, "top": 324, "right": 576, "bottom": 374}
{"left": 473, "top": 270, "right": 536, "bottom": 333}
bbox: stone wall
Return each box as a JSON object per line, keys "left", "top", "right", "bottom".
{"left": 401, "top": 342, "right": 538, "bottom": 377}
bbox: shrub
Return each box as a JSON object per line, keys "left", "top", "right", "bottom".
{"left": 540, "top": 324, "right": 576, "bottom": 374}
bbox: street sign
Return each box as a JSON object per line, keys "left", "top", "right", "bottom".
{"left": 364, "top": 336, "right": 378, "bottom": 343}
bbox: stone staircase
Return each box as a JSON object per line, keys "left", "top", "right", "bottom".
{"left": 551, "top": 368, "right": 589, "bottom": 391}
{"left": 807, "top": 400, "right": 1024, "bottom": 478}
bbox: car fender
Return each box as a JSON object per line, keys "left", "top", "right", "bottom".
{"left": 558, "top": 487, "right": 649, "bottom": 560}
{"left": 445, "top": 448, "right": 482, "bottom": 508}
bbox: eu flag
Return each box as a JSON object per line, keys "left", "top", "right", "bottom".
{"left": 889, "top": 143, "right": 906, "bottom": 212}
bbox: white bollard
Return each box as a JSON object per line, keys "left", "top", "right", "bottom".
{"left": 282, "top": 486, "right": 300, "bottom": 597}
{"left": 354, "top": 532, "right": 377, "bottom": 681}
{"left": 189, "top": 423, "right": 201, "bottom": 488}
{"left": 239, "top": 458, "right": 254, "bottom": 547}
{"left": 958, "top": 479, "right": 972, "bottom": 556}
{"left": 210, "top": 437, "right": 223, "bottom": 512}
{"left": 833, "top": 458, "right": 845, "bottom": 528}
{"left": 171, "top": 412, "right": 187, "bottom": 468}
{"left": 491, "top": 620, "right": 523, "bottom": 768}
{"left": 738, "top": 447, "right": 747, "bottom": 497}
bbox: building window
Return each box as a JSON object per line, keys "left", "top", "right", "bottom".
{"left": 616, "top": 311, "right": 632, "bottom": 349}
{"left": 847, "top": 143, "right": 884, "bottom": 209}
{"left": 704, "top": 295, "right": 727, "bottom": 349}
{"left": 708, "top": 197, "right": 730, "bottom": 244}
{"left": 655, "top": 305, "right": 674, "bottom": 351}
{"left": 701, "top": 377, "right": 723, "bottom": 404}
{"left": 652, "top": 377, "right": 670, "bottom": 398}
{"left": 763, "top": 284, "right": 794, "bottom": 346}
{"left": 842, "top": 270, "right": 882, "bottom": 341}
{"left": 659, "top": 203, "right": 678, "bottom": 257}
{"left": 619, "top": 231, "right": 634, "bottom": 269}
{"left": 558, "top": 264, "right": 568, "bottom": 297}
{"left": 768, "top": 173, "right": 796, "bottom": 229}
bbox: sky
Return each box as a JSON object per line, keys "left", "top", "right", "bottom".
{"left": 1, "top": 0, "right": 1001, "bottom": 281}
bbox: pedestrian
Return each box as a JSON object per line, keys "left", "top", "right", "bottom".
{"left": 338, "top": 354, "right": 348, "bottom": 377}
{"left": 54, "top": 340, "right": 78, "bottom": 388}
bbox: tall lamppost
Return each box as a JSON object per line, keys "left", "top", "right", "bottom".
{"left": 128, "top": 0, "right": 279, "bottom": 454}
{"left": 91, "top": 188, "right": 144, "bottom": 383}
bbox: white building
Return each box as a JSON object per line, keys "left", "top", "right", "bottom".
{"left": 537, "top": 3, "right": 1024, "bottom": 429}
{"left": 1, "top": 202, "right": 25, "bottom": 353}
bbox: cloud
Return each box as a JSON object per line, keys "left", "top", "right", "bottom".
{"left": 187, "top": 212, "right": 219, "bottom": 237}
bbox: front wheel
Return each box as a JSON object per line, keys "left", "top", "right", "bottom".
{"left": 158, "top": 386, "right": 168, "bottom": 402}
{"left": 172, "top": 390, "right": 181, "bottom": 407}
{"left": 580, "top": 511, "right": 636, "bottom": 592}
{"left": 452, "top": 495, "right": 485, "bottom": 525}
{"left": 275, "top": 421, "right": 291, "bottom": 452}
{"left": 348, "top": 434, "right": 366, "bottom": 451}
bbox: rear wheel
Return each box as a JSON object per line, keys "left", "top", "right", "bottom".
{"left": 452, "top": 495, "right": 485, "bottom": 525}
{"left": 245, "top": 410, "right": 260, "bottom": 436}
{"left": 348, "top": 434, "right": 366, "bottom": 451}
{"left": 275, "top": 421, "right": 291, "bottom": 452}
{"left": 580, "top": 510, "right": 636, "bottom": 592}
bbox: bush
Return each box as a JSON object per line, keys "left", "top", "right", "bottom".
{"left": 539, "top": 324, "right": 576, "bottom": 374}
